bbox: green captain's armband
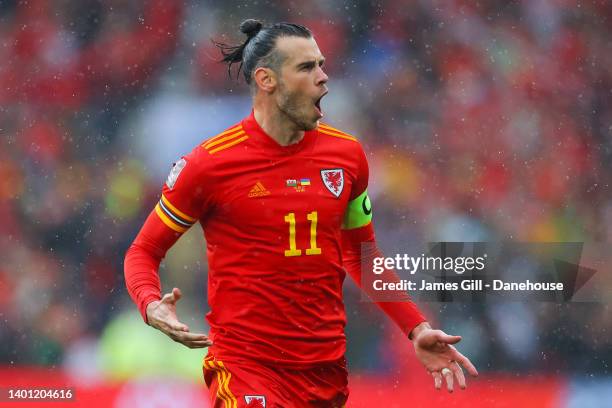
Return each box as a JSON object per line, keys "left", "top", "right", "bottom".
{"left": 342, "top": 189, "right": 372, "bottom": 229}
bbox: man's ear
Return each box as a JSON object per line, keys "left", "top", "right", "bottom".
{"left": 253, "top": 67, "right": 277, "bottom": 93}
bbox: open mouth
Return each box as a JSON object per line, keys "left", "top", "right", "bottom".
{"left": 314, "top": 92, "right": 327, "bottom": 117}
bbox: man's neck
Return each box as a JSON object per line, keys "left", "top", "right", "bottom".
{"left": 253, "top": 105, "right": 305, "bottom": 147}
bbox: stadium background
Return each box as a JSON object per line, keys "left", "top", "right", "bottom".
{"left": 1, "top": 0, "right": 611, "bottom": 406}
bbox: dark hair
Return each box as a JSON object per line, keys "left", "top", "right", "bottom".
{"left": 213, "top": 19, "right": 312, "bottom": 85}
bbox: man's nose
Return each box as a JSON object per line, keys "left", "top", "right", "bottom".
{"left": 316, "top": 66, "right": 329, "bottom": 85}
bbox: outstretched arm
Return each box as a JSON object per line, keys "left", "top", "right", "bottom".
{"left": 341, "top": 224, "right": 478, "bottom": 391}
{"left": 343, "top": 143, "right": 478, "bottom": 391}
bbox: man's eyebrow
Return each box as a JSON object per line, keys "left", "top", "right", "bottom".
{"left": 296, "top": 57, "right": 326, "bottom": 69}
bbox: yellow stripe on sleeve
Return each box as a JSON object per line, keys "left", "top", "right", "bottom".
{"left": 160, "top": 195, "right": 196, "bottom": 222}
{"left": 319, "top": 123, "right": 357, "bottom": 138}
{"left": 318, "top": 125, "right": 357, "bottom": 139}
{"left": 202, "top": 125, "right": 243, "bottom": 148}
{"left": 318, "top": 128, "right": 357, "bottom": 142}
{"left": 208, "top": 135, "right": 249, "bottom": 154}
{"left": 203, "top": 130, "right": 246, "bottom": 150}
{"left": 154, "top": 204, "right": 188, "bottom": 233}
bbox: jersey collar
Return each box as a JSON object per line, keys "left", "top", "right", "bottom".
{"left": 242, "top": 110, "right": 316, "bottom": 155}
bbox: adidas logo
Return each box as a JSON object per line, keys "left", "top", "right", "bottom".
{"left": 248, "top": 181, "right": 271, "bottom": 198}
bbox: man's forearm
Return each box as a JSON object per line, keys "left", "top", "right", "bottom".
{"left": 124, "top": 209, "right": 182, "bottom": 323}
{"left": 124, "top": 242, "right": 163, "bottom": 323}
{"left": 341, "top": 224, "right": 427, "bottom": 336}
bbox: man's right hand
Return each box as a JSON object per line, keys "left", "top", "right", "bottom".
{"left": 146, "top": 287, "right": 213, "bottom": 349}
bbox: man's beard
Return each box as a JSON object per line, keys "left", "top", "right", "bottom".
{"left": 277, "top": 82, "right": 317, "bottom": 131}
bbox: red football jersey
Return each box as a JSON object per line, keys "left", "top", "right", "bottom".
{"left": 161, "top": 111, "right": 367, "bottom": 366}
{"left": 125, "top": 110, "right": 426, "bottom": 367}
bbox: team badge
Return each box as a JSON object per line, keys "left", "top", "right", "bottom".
{"left": 166, "top": 158, "right": 186, "bottom": 189}
{"left": 320, "top": 169, "right": 344, "bottom": 198}
{"left": 245, "top": 395, "right": 266, "bottom": 407}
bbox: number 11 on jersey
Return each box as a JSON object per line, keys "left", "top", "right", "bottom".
{"left": 284, "top": 211, "right": 322, "bottom": 257}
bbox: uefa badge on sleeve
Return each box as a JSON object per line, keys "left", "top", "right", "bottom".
{"left": 166, "top": 158, "right": 187, "bottom": 189}
{"left": 320, "top": 168, "right": 344, "bottom": 198}
{"left": 244, "top": 395, "right": 266, "bottom": 407}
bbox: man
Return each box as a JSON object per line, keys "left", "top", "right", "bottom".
{"left": 124, "top": 19, "right": 477, "bottom": 407}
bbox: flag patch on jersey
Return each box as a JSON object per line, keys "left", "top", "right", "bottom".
{"left": 286, "top": 178, "right": 310, "bottom": 192}
{"left": 321, "top": 169, "right": 344, "bottom": 198}
{"left": 166, "top": 158, "right": 186, "bottom": 189}
{"left": 248, "top": 181, "right": 271, "bottom": 198}
{"left": 245, "top": 395, "right": 266, "bottom": 407}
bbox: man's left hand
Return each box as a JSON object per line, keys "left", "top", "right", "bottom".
{"left": 411, "top": 322, "right": 479, "bottom": 392}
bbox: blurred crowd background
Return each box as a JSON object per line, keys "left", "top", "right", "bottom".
{"left": 1, "top": 0, "right": 611, "bottom": 405}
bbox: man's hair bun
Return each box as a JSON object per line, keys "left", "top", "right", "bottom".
{"left": 215, "top": 20, "right": 311, "bottom": 84}
{"left": 240, "top": 19, "right": 263, "bottom": 38}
